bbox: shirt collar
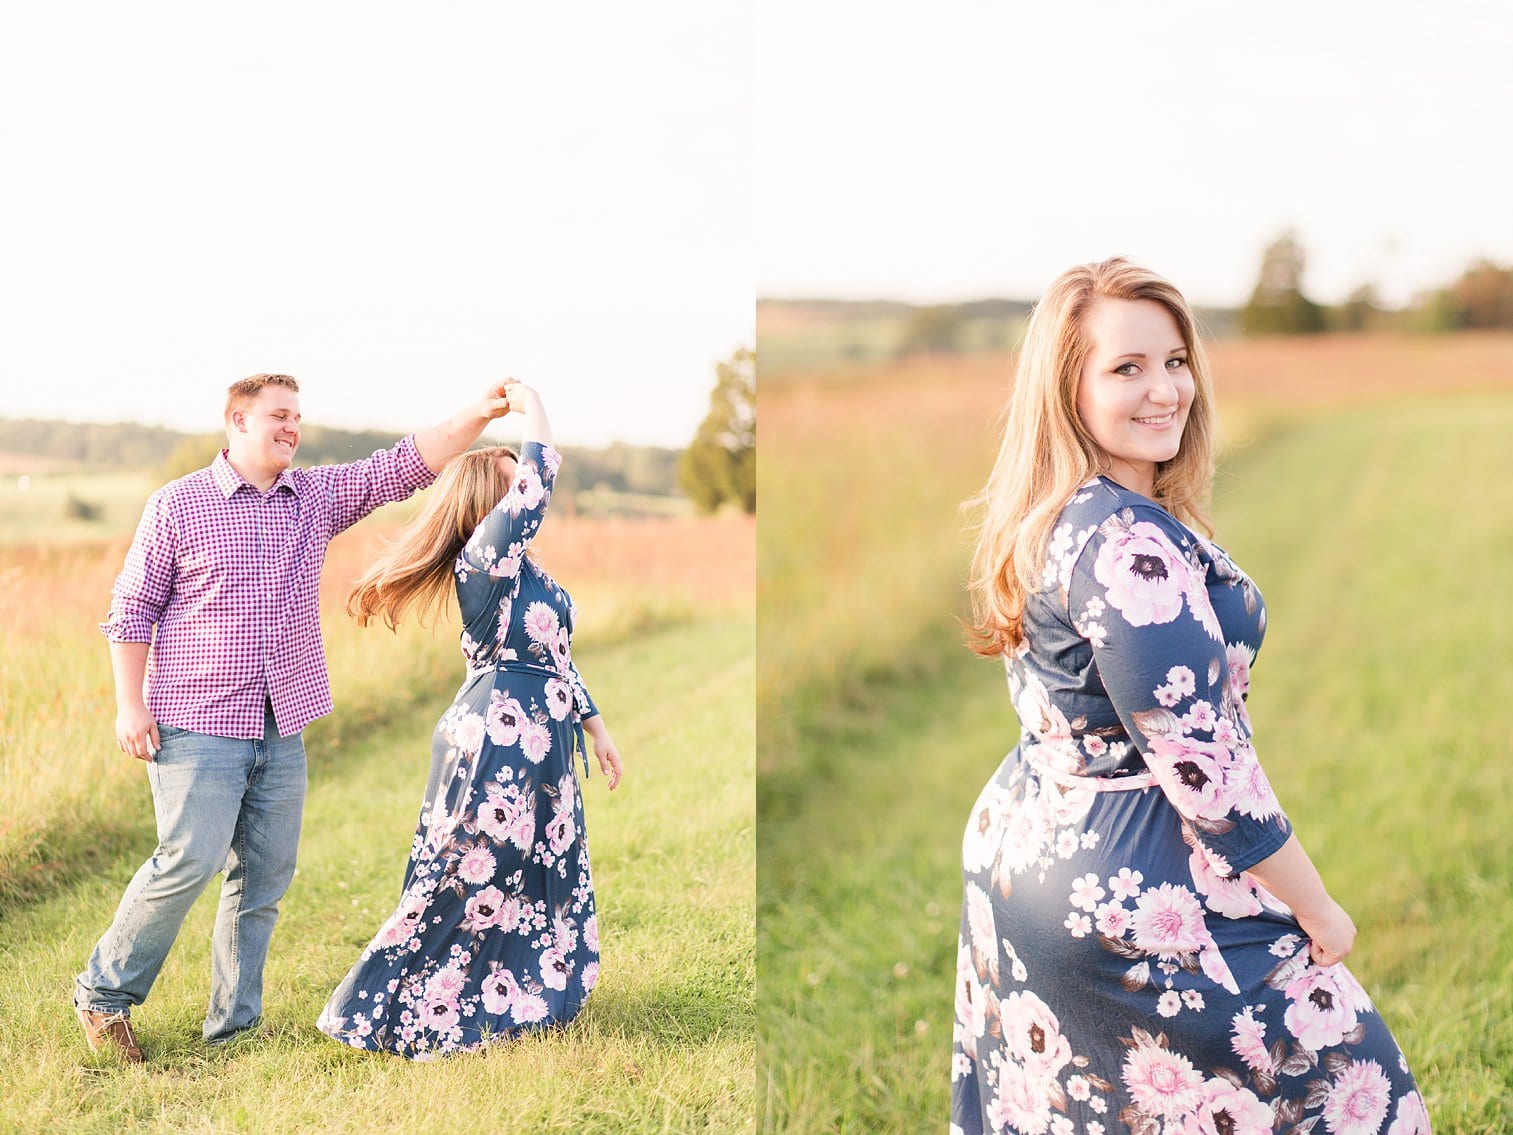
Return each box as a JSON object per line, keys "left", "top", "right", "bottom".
{"left": 211, "top": 449, "right": 296, "bottom": 498}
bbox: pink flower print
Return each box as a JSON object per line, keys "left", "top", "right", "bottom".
{"left": 452, "top": 711, "right": 486, "bottom": 757}
{"left": 514, "top": 462, "right": 545, "bottom": 509}
{"left": 544, "top": 678, "right": 573, "bottom": 721}
{"left": 584, "top": 914, "right": 600, "bottom": 953}
{"left": 476, "top": 782, "right": 535, "bottom": 852}
{"left": 1187, "top": 845, "right": 1262, "bottom": 919}
{"left": 1066, "top": 1075, "right": 1091, "bottom": 1102}
{"left": 1200, "top": 943, "right": 1241, "bottom": 995}
{"left": 1322, "top": 1059, "right": 1392, "bottom": 1135}
{"left": 457, "top": 844, "right": 497, "bottom": 885}
{"left": 1146, "top": 734, "right": 1234, "bottom": 821}
{"left": 541, "top": 946, "right": 571, "bottom": 991}
{"left": 988, "top": 1058, "right": 1053, "bottom": 1135}
{"left": 581, "top": 960, "right": 598, "bottom": 992}
{"left": 423, "top": 998, "right": 460, "bottom": 1033}
{"left": 1182, "top": 1078, "right": 1274, "bottom": 1135}
{"left": 965, "top": 883, "right": 999, "bottom": 982}
{"left": 962, "top": 783, "right": 1009, "bottom": 875}
{"left": 1094, "top": 902, "right": 1131, "bottom": 937}
{"left": 1184, "top": 575, "right": 1225, "bottom": 642}
{"left": 1386, "top": 1092, "right": 1431, "bottom": 1135}
{"left": 511, "top": 986, "right": 549, "bottom": 1024}
{"left": 545, "top": 805, "right": 575, "bottom": 855}
{"left": 496, "top": 895, "right": 524, "bottom": 934}
{"left": 1157, "top": 990, "right": 1181, "bottom": 1017}
{"left": 1121, "top": 1039, "right": 1204, "bottom": 1119}
{"left": 1284, "top": 965, "right": 1361, "bottom": 1051}
{"left": 1225, "top": 643, "right": 1254, "bottom": 701}
{"left": 1213, "top": 716, "right": 1241, "bottom": 748}
{"left": 1109, "top": 867, "right": 1144, "bottom": 901}
{"left": 425, "top": 965, "right": 467, "bottom": 1005}
{"left": 464, "top": 885, "right": 508, "bottom": 933}
{"left": 1055, "top": 830, "right": 1079, "bottom": 859}
{"left": 1069, "top": 872, "right": 1105, "bottom": 912}
{"left": 1230, "top": 754, "right": 1283, "bottom": 822}
{"left": 1181, "top": 699, "right": 1217, "bottom": 733}
{"left": 1229, "top": 1006, "right": 1273, "bottom": 1074}
{"left": 480, "top": 967, "right": 520, "bottom": 1015}
{"left": 1165, "top": 665, "right": 1197, "bottom": 699}
{"left": 519, "top": 720, "right": 553, "bottom": 764}
{"left": 550, "top": 627, "right": 572, "bottom": 672}
{"left": 541, "top": 446, "right": 562, "bottom": 477}
{"left": 954, "top": 964, "right": 987, "bottom": 1059}
{"left": 553, "top": 909, "right": 578, "bottom": 954}
{"left": 486, "top": 691, "right": 527, "bottom": 747}
{"left": 1180, "top": 990, "right": 1204, "bottom": 1011}
{"left": 374, "top": 890, "right": 429, "bottom": 950}
{"left": 1082, "top": 734, "right": 1107, "bottom": 757}
{"left": 523, "top": 601, "right": 560, "bottom": 645}
{"left": 1130, "top": 883, "right": 1209, "bottom": 957}
{"left": 1063, "top": 912, "right": 1091, "bottom": 937}
{"left": 1093, "top": 520, "right": 1189, "bottom": 627}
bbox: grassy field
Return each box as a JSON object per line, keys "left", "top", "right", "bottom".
{"left": 757, "top": 334, "right": 1513, "bottom": 1134}
{"left": 0, "top": 506, "right": 754, "bottom": 1134}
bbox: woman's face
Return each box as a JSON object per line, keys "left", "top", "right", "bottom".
{"left": 1075, "top": 297, "right": 1194, "bottom": 496}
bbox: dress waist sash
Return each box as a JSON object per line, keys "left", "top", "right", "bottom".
{"left": 1019, "top": 745, "right": 1157, "bottom": 793}
{"left": 466, "top": 659, "right": 591, "bottom": 780}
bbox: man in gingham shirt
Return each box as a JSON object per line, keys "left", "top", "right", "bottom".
{"left": 74, "top": 372, "right": 515, "bottom": 1061}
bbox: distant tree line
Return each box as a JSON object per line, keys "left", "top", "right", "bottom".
{"left": 1241, "top": 229, "right": 1513, "bottom": 335}
{"left": 0, "top": 417, "right": 684, "bottom": 499}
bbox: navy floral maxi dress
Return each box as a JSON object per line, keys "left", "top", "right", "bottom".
{"left": 951, "top": 478, "right": 1430, "bottom": 1135}
{"left": 319, "top": 442, "right": 601, "bottom": 1060}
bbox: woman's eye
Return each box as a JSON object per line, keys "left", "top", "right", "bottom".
{"left": 1167, "top": 357, "right": 1188, "bottom": 370}
{"left": 1114, "top": 363, "right": 1137, "bottom": 376}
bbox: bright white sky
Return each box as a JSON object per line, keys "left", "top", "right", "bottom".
{"left": 0, "top": 2, "right": 751, "bottom": 446}
{"left": 756, "top": 1, "right": 1513, "bottom": 310}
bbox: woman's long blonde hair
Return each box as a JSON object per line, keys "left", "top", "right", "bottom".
{"left": 348, "top": 445, "right": 521, "bottom": 629}
{"left": 965, "top": 258, "right": 1217, "bottom": 656}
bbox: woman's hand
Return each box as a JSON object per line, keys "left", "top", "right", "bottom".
{"left": 500, "top": 379, "right": 542, "bottom": 414}
{"left": 1296, "top": 897, "right": 1357, "bottom": 967}
{"left": 475, "top": 380, "right": 514, "bottom": 422}
{"left": 584, "top": 717, "right": 622, "bottom": 791}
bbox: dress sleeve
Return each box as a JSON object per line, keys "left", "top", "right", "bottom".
{"left": 562, "top": 596, "right": 599, "bottom": 720}
{"left": 99, "top": 486, "right": 176, "bottom": 643}
{"left": 458, "top": 441, "right": 560, "bottom": 578}
{"left": 1066, "top": 504, "right": 1292, "bottom": 874}
{"left": 307, "top": 434, "right": 438, "bottom": 537}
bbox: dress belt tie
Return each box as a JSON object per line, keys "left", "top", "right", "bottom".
{"left": 467, "top": 659, "right": 592, "bottom": 780}
{"left": 1019, "top": 746, "right": 1157, "bottom": 793}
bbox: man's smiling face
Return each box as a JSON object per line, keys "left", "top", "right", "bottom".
{"left": 228, "top": 384, "right": 302, "bottom": 481}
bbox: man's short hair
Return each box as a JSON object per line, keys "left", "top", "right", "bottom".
{"left": 225, "top": 373, "right": 300, "bottom": 423}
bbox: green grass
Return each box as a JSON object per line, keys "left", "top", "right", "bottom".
{"left": 0, "top": 613, "right": 755, "bottom": 1134}
{"left": 757, "top": 390, "right": 1513, "bottom": 1133}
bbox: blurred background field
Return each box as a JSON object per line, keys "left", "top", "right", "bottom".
{"left": 756, "top": 324, "right": 1513, "bottom": 1134}
{"left": 0, "top": 457, "right": 755, "bottom": 1132}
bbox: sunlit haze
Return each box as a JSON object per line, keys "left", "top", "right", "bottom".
{"left": 755, "top": 1, "right": 1513, "bottom": 309}
{"left": 1, "top": 2, "right": 751, "bottom": 446}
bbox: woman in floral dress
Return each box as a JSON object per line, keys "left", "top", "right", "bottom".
{"left": 953, "top": 260, "right": 1429, "bottom": 1133}
{"left": 319, "top": 381, "right": 623, "bottom": 1060}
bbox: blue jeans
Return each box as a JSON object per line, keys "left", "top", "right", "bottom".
{"left": 75, "top": 703, "right": 306, "bottom": 1042}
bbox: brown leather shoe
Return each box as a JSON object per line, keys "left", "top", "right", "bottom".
{"left": 76, "top": 1006, "right": 144, "bottom": 1063}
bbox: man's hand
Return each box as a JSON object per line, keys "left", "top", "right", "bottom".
{"left": 116, "top": 705, "right": 161, "bottom": 762}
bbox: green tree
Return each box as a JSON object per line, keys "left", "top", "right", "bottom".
{"left": 679, "top": 347, "right": 755, "bottom": 514}
{"left": 160, "top": 432, "right": 224, "bottom": 481}
{"left": 1444, "top": 260, "right": 1513, "bottom": 328}
{"left": 1240, "top": 230, "right": 1326, "bottom": 336}
{"left": 895, "top": 305, "right": 965, "bottom": 357}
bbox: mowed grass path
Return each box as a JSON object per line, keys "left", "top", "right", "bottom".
{"left": 0, "top": 612, "right": 755, "bottom": 1135}
{"left": 758, "top": 391, "right": 1513, "bottom": 1134}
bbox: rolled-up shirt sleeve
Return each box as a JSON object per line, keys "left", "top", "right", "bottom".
{"left": 100, "top": 486, "right": 177, "bottom": 643}
{"left": 312, "top": 434, "right": 438, "bottom": 536}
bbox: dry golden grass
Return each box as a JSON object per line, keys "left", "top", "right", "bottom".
{"left": 0, "top": 511, "right": 752, "bottom": 903}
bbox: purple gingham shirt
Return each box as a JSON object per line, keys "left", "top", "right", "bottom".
{"left": 100, "top": 437, "right": 437, "bottom": 738}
